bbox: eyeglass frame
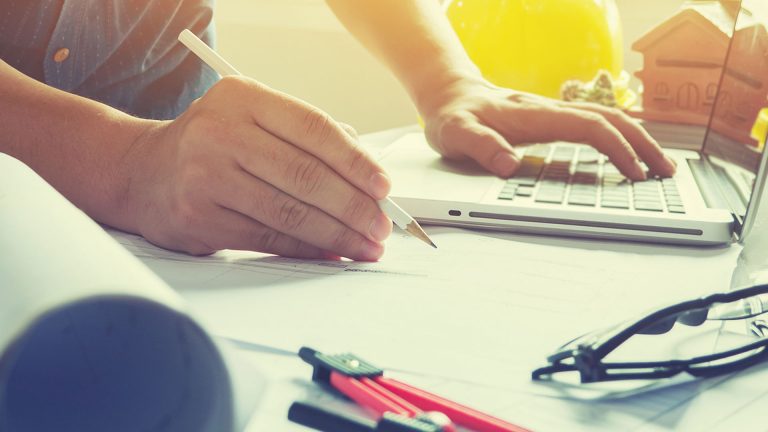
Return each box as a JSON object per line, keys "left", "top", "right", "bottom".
{"left": 532, "top": 283, "right": 768, "bottom": 384}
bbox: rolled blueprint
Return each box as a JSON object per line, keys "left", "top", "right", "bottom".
{"left": 0, "top": 153, "right": 237, "bottom": 432}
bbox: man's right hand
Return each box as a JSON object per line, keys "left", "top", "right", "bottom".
{"left": 123, "top": 76, "right": 392, "bottom": 261}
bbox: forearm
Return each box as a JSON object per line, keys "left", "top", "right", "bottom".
{"left": 325, "top": 0, "right": 481, "bottom": 114}
{"left": 0, "top": 61, "right": 156, "bottom": 231}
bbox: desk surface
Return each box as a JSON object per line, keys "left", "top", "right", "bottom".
{"left": 118, "top": 126, "right": 765, "bottom": 432}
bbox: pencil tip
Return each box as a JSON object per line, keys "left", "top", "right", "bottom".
{"left": 405, "top": 221, "right": 437, "bottom": 249}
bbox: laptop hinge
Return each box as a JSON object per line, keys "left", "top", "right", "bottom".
{"left": 688, "top": 157, "right": 746, "bottom": 230}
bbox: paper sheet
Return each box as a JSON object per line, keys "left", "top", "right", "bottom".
{"left": 107, "top": 125, "right": 760, "bottom": 430}
{"left": 111, "top": 222, "right": 741, "bottom": 397}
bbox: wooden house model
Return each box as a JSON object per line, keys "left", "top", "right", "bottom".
{"left": 632, "top": 1, "right": 768, "bottom": 145}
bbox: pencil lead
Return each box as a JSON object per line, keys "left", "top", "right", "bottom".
{"left": 405, "top": 220, "right": 437, "bottom": 249}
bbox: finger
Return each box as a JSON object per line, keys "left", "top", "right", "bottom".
{"left": 214, "top": 169, "right": 385, "bottom": 261}
{"left": 436, "top": 114, "right": 520, "bottom": 178}
{"left": 227, "top": 78, "right": 391, "bottom": 200}
{"left": 203, "top": 206, "right": 333, "bottom": 259}
{"left": 231, "top": 123, "right": 392, "bottom": 243}
{"left": 560, "top": 102, "right": 676, "bottom": 177}
{"left": 339, "top": 122, "right": 358, "bottom": 140}
{"left": 491, "top": 103, "right": 647, "bottom": 180}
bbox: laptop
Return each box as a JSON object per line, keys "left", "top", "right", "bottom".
{"left": 380, "top": 0, "right": 768, "bottom": 246}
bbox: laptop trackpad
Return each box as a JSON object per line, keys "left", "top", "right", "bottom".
{"left": 378, "top": 133, "right": 496, "bottom": 201}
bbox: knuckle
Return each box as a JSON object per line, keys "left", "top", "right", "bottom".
{"left": 573, "top": 112, "right": 612, "bottom": 142}
{"left": 215, "top": 75, "right": 249, "bottom": 93}
{"left": 588, "top": 113, "right": 613, "bottom": 130}
{"left": 254, "top": 228, "right": 281, "bottom": 252}
{"left": 290, "top": 157, "right": 325, "bottom": 195}
{"left": 342, "top": 193, "right": 372, "bottom": 223}
{"left": 594, "top": 105, "right": 628, "bottom": 127}
{"left": 207, "top": 76, "right": 264, "bottom": 106}
{"left": 302, "top": 107, "right": 333, "bottom": 144}
{"left": 274, "top": 197, "right": 311, "bottom": 232}
{"left": 331, "top": 227, "right": 360, "bottom": 254}
{"left": 340, "top": 122, "right": 358, "bottom": 139}
{"left": 346, "top": 147, "right": 370, "bottom": 176}
{"left": 438, "top": 114, "right": 468, "bottom": 137}
{"left": 604, "top": 106, "right": 624, "bottom": 121}
{"left": 616, "top": 109, "right": 643, "bottom": 130}
{"left": 582, "top": 111, "right": 608, "bottom": 127}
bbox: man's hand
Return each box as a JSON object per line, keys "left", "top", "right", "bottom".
{"left": 419, "top": 77, "right": 677, "bottom": 181}
{"left": 325, "top": 0, "right": 675, "bottom": 181}
{"left": 124, "top": 76, "right": 392, "bottom": 260}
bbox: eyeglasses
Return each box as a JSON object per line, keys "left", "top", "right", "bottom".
{"left": 532, "top": 284, "right": 768, "bottom": 384}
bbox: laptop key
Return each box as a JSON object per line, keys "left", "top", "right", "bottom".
{"left": 634, "top": 201, "right": 664, "bottom": 211}
{"left": 666, "top": 198, "right": 683, "bottom": 206}
{"left": 601, "top": 200, "right": 630, "bottom": 209}
{"left": 574, "top": 166, "right": 599, "bottom": 177}
{"left": 508, "top": 176, "right": 538, "bottom": 187}
{"left": 577, "top": 149, "right": 600, "bottom": 163}
{"left": 524, "top": 144, "right": 551, "bottom": 158}
{"left": 552, "top": 146, "right": 576, "bottom": 162}
{"left": 516, "top": 185, "right": 535, "bottom": 197}
{"left": 571, "top": 187, "right": 598, "bottom": 195}
{"left": 569, "top": 195, "right": 597, "bottom": 206}
{"left": 668, "top": 205, "right": 686, "bottom": 213}
{"left": 539, "top": 180, "right": 566, "bottom": 190}
{"left": 634, "top": 191, "right": 661, "bottom": 198}
{"left": 536, "top": 191, "right": 565, "bottom": 204}
{"left": 602, "top": 191, "right": 629, "bottom": 199}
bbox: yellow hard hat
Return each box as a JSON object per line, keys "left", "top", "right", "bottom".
{"left": 751, "top": 107, "right": 768, "bottom": 150}
{"left": 446, "top": 0, "right": 624, "bottom": 100}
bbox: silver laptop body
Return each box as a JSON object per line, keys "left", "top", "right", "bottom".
{"left": 381, "top": 1, "right": 767, "bottom": 246}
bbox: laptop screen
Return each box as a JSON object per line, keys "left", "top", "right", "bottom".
{"left": 700, "top": 0, "right": 768, "bottom": 217}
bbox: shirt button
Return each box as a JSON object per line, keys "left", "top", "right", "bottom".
{"left": 53, "top": 48, "right": 70, "bottom": 63}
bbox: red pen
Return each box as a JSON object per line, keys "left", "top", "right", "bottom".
{"left": 297, "top": 347, "right": 531, "bottom": 432}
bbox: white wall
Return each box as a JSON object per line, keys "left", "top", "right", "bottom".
{"left": 213, "top": 0, "right": 688, "bottom": 133}
{"left": 214, "top": 0, "right": 417, "bottom": 133}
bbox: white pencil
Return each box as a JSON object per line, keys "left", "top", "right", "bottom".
{"left": 178, "top": 30, "right": 436, "bottom": 248}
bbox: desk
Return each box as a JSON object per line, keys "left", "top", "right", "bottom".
{"left": 117, "top": 126, "right": 764, "bottom": 431}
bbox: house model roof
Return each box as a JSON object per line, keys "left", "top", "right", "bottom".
{"left": 632, "top": 2, "right": 738, "bottom": 52}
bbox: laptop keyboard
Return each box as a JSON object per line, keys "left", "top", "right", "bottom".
{"left": 497, "top": 144, "right": 686, "bottom": 214}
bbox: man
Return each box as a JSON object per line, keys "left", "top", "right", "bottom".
{"left": 0, "top": 0, "right": 676, "bottom": 261}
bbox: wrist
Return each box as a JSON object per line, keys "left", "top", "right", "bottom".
{"left": 413, "top": 70, "right": 489, "bottom": 119}
{"left": 107, "top": 117, "right": 167, "bottom": 234}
